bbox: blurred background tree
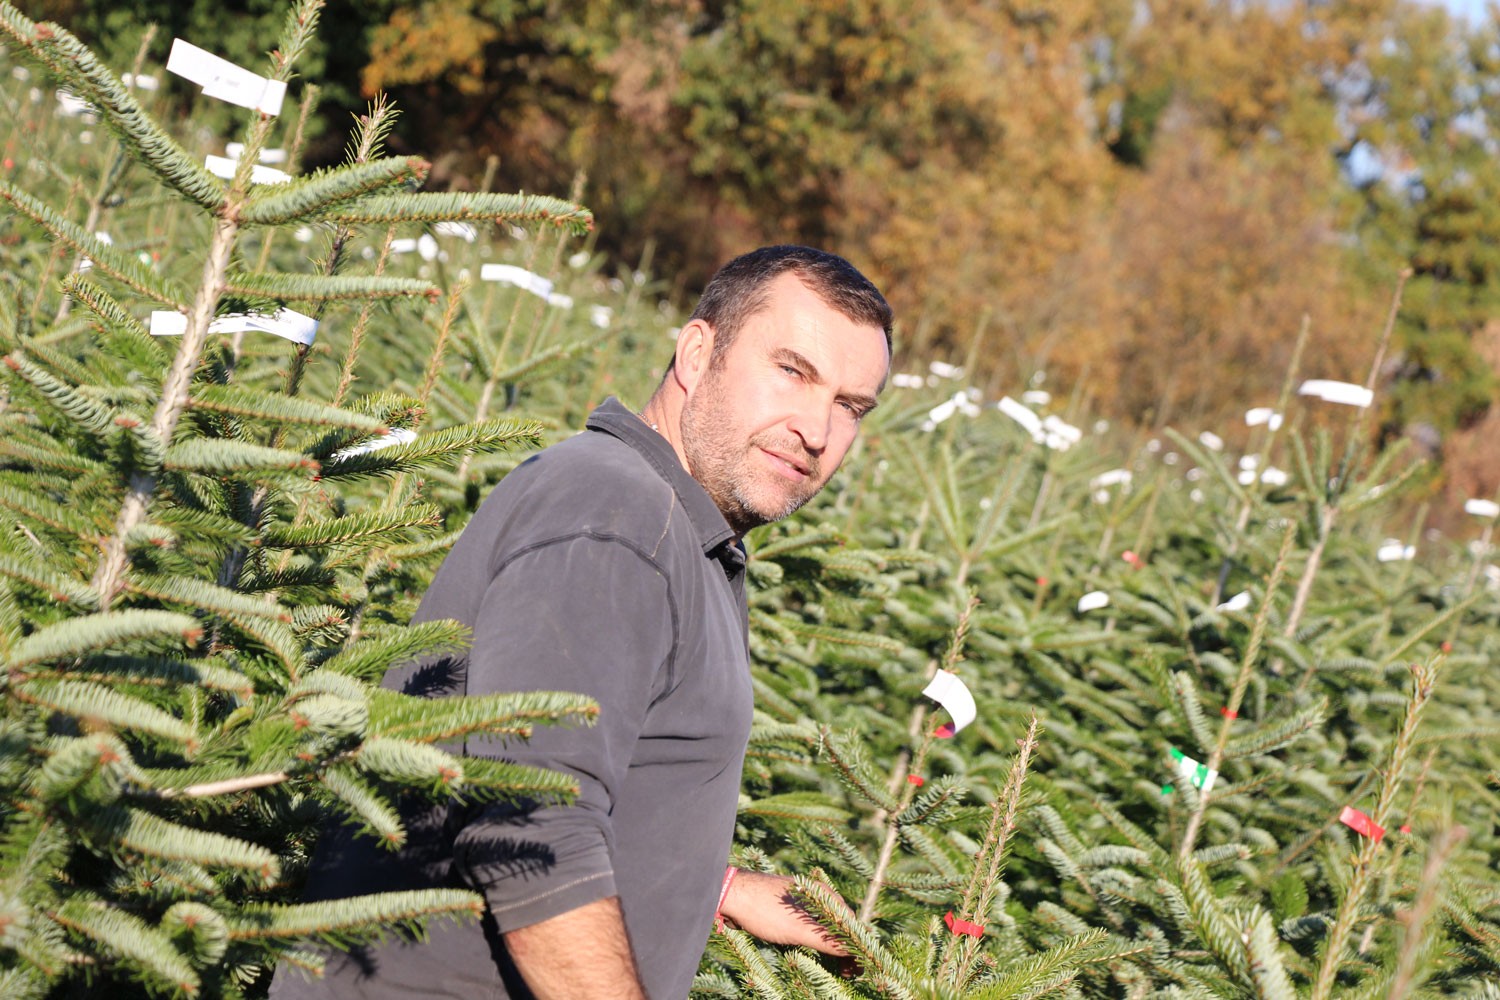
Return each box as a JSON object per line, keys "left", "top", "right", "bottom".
{"left": 20, "top": 0, "right": 1500, "bottom": 521}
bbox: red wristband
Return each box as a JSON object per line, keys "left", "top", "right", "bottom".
{"left": 714, "top": 865, "right": 736, "bottom": 933}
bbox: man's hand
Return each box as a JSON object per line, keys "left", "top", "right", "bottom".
{"left": 717, "top": 869, "right": 850, "bottom": 956}
{"left": 504, "top": 896, "right": 648, "bottom": 999}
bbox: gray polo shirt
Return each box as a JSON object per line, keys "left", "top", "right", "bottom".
{"left": 270, "top": 398, "right": 754, "bottom": 1000}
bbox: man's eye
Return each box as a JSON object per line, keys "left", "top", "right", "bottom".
{"left": 779, "top": 364, "right": 802, "bottom": 378}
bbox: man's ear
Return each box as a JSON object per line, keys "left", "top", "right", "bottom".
{"left": 673, "top": 319, "right": 716, "bottom": 395}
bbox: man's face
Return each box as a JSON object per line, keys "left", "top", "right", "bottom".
{"left": 680, "top": 272, "right": 890, "bottom": 536}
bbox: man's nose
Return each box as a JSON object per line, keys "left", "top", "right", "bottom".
{"left": 787, "top": 398, "right": 830, "bottom": 453}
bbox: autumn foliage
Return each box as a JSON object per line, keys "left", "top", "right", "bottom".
{"left": 24, "top": 0, "right": 1500, "bottom": 496}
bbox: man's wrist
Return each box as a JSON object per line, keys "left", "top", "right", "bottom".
{"left": 714, "top": 865, "right": 737, "bottom": 932}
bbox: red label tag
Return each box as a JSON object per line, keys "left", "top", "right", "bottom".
{"left": 945, "top": 911, "right": 984, "bottom": 937}
{"left": 934, "top": 723, "right": 956, "bottom": 739}
{"left": 1220, "top": 707, "right": 1238, "bottom": 719}
{"left": 908, "top": 775, "right": 924, "bottom": 786}
{"left": 1400, "top": 824, "right": 1412, "bottom": 834}
{"left": 1339, "top": 806, "right": 1385, "bottom": 844}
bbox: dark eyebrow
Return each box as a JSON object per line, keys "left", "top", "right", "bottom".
{"left": 771, "top": 347, "right": 822, "bottom": 382}
{"left": 771, "top": 347, "right": 879, "bottom": 416}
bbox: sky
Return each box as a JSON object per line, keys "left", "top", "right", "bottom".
{"left": 1431, "top": 0, "right": 1493, "bottom": 22}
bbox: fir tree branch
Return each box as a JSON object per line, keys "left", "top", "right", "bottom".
{"left": 314, "top": 765, "right": 406, "bottom": 848}
{"left": 0, "top": 554, "right": 98, "bottom": 610}
{"left": 321, "top": 191, "right": 593, "bottom": 235}
{"left": 0, "top": 481, "right": 100, "bottom": 538}
{"left": 368, "top": 687, "right": 597, "bottom": 744}
{"left": 8, "top": 608, "right": 202, "bottom": 668}
{"left": 19, "top": 679, "right": 197, "bottom": 748}
{"left": 225, "top": 889, "right": 483, "bottom": 944}
{"left": 940, "top": 713, "right": 1042, "bottom": 986}
{"left": 316, "top": 620, "right": 469, "bottom": 681}
{"left": 1310, "top": 657, "right": 1442, "bottom": 1000}
{"left": 967, "top": 928, "right": 1114, "bottom": 1000}
{"left": 186, "top": 384, "right": 386, "bottom": 432}
{"left": 791, "top": 873, "right": 917, "bottom": 998}
{"left": 1178, "top": 520, "right": 1296, "bottom": 863}
{"left": 260, "top": 505, "right": 442, "bottom": 549}
{"left": 819, "top": 728, "right": 900, "bottom": 812}
{"left": 314, "top": 417, "right": 542, "bottom": 480}
{"left": 49, "top": 897, "right": 200, "bottom": 997}
{"left": 163, "top": 438, "right": 320, "bottom": 475}
{"left": 2, "top": 350, "right": 123, "bottom": 435}
{"left": 240, "top": 156, "right": 430, "bottom": 226}
{"left": 222, "top": 270, "right": 438, "bottom": 302}
{"left": 0, "top": 6, "right": 225, "bottom": 212}
{"left": 0, "top": 183, "right": 187, "bottom": 307}
{"left": 88, "top": 805, "right": 280, "bottom": 884}
{"left": 1385, "top": 825, "right": 1465, "bottom": 1000}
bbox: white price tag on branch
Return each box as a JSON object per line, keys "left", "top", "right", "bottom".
{"left": 330, "top": 428, "right": 418, "bottom": 462}
{"left": 1077, "top": 590, "right": 1110, "bottom": 613}
{"left": 480, "top": 264, "right": 554, "bottom": 299}
{"left": 150, "top": 308, "right": 318, "bottom": 347}
{"left": 166, "top": 38, "right": 286, "bottom": 115}
{"left": 1376, "top": 541, "right": 1415, "bottom": 562}
{"left": 1298, "top": 379, "right": 1373, "bottom": 408}
{"left": 226, "top": 141, "right": 287, "bottom": 164}
{"left": 205, "top": 154, "right": 290, "bottom": 185}
{"left": 1245, "top": 407, "right": 1283, "bottom": 429}
{"left": 1465, "top": 498, "right": 1499, "bottom": 519}
{"left": 1216, "top": 591, "right": 1251, "bottom": 612}
{"left": 921, "top": 669, "right": 976, "bottom": 734}
{"left": 997, "top": 395, "right": 1042, "bottom": 436}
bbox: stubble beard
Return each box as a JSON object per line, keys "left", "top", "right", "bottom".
{"left": 681, "top": 369, "right": 824, "bottom": 536}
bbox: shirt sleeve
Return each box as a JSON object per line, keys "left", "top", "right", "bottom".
{"left": 448, "top": 532, "right": 677, "bottom": 932}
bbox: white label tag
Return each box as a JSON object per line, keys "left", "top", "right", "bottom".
{"left": 434, "top": 221, "right": 478, "bottom": 242}
{"left": 150, "top": 308, "right": 318, "bottom": 346}
{"left": 204, "top": 154, "right": 290, "bottom": 185}
{"left": 1245, "top": 406, "right": 1283, "bottom": 429}
{"left": 1216, "top": 591, "right": 1251, "bottom": 612}
{"left": 1298, "top": 379, "right": 1373, "bottom": 408}
{"left": 330, "top": 428, "right": 418, "bottom": 462}
{"left": 55, "top": 90, "right": 92, "bottom": 117}
{"left": 1077, "top": 590, "right": 1110, "bottom": 612}
{"left": 1376, "top": 541, "right": 1415, "bottom": 562}
{"left": 921, "top": 669, "right": 976, "bottom": 734}
{"left": 166, "top": 38, "right": 286, "bottom": 115}
{"left": 997, "top": 395, "right": 1042, "bottom": 436}
{"left": 480, "top": 264, "right": 554, "bottom": 299}
{"left": 1169, "top": 747, "right": 1218, "bottom": 793}
{"left": 225, "top": 141, "right": 288, "bottom": 164}
{"left": 1465, "top": 498, "right": 1499, "bottom": 519}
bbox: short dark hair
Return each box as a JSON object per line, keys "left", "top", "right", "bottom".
{"left": 684, "top": 245, "right": 893, "bottom": 367}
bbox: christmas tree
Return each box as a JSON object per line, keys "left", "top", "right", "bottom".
{"left": 0, "top": 3, "right": 599, "bottom": 995}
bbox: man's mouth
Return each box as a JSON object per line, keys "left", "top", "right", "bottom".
{"left": 760, "top": 447, "right": 812, "bottom": 480}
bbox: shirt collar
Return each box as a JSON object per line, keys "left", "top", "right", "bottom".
{"left": 586, "top": 397, "right": 738, "bottom": 558}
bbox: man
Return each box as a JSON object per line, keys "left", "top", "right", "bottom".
{"left": 271, "top": 245, "right": 892, "bottom": 999}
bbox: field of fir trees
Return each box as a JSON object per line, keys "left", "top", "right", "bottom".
{"left": 1, "top": 4, "right": 1498, "bottom": 998}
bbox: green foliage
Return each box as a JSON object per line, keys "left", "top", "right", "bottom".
{"left": 0, "top": 4, "right": 597, "bottom": 995}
